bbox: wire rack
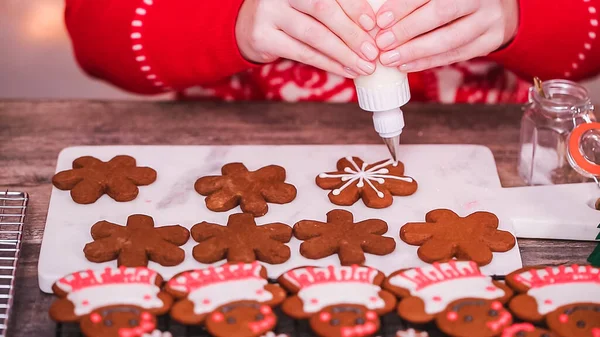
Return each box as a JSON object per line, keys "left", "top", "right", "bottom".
{"left": 0, "top": 191, "right": 28, "bottom": 337}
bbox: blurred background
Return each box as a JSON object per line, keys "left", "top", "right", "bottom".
{"left": 1, "top": 0, "right": 599, "bottom": 103}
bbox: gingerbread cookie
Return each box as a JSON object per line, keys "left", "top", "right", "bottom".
{"left": 279, "top": 265, "right": 397, "bottom": 337}
{"left": 400, "top": 209, "right": 516, "bottom": 266}
{"left": 49, "top": 267, "right": 172, "bottom": 337}
{"left": 436, "top": 299, "right": 513, "bottom": 337}
{"left": 383, "top": 261, "right": 513, "bottom": 324}
{"left": 84, "top": 214, "right": 190, "bottom": 267}
{"left": 396, "top": 329, "right": 429, "bottom": 337}
{"left": 506, "top": 265, "right": 600, "bottom": 336}
{"left": 501, "top": 323, "right": 557, "bottom": 337}
{"left": 191, "top": 213, "right": 292, "bottom": 264}
{"left": 52, "top": 155, "right": 156, "bottom": 204}
{"left": 166, "top": 262, "right": 286, "bottom": 337}
{"left": 194, "top": 163, "right": 297, "bottom": 217}
{"left": 316, "top": 156, "right": 417, "bottom": 209}
{"left": 293, "top": 209, "right": 396, "bottom": 265}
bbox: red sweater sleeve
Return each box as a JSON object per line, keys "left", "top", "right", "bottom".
{"left": 488, "top": 0, "right": 600, "bottom": 82}
{"left": 64, "top": 0, "right": 255, "bottom": 94}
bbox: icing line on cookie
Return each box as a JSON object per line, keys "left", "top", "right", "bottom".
{"left": 319, "top": 157, "right": 413, "bottom": 198}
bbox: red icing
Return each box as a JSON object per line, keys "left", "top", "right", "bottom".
{"left": 57, "top": 267, "right": 157, "bottom": 292}
{"left": 202, "top": 299, "right": 211, "bottom": 305}
{"left": 320, "top": 312, "right": 331, "bottom": 322}
{"left": 260, "top": 305, "right": 272, "bottom": 315}
{"left": 514, "top": 265, "right": 600, "bottom": 289}
{"left": 211, "top": 312, "right": 224, "bottom": 322}
{"left": 491, "top": 301, "right": 503, "bottom": 310}
{"left": 559, "top": 314, "right": 569, "bottom": 323}
{"left": 433, "top": 296, "right": 442, "bottom": 302}
{"left": 447, "top": 312, "right": 458, "bottom": 321}
{"left": 90, "top": 313, "right": 102, "bottom": 324}
{"left": 366, "top": 311, "right": 377, "bottom": 320}
{"left": 117, "top": 312, "right": 154, "bottom": 337}
{"left": 310, "top": 298, "right": 319, "bottom": 304}
{"left": 501, "top": 323, "right": 535, "bottom": 337}
{"left": 283, "top": 265, "right": 378, "bottom": 289}
{"left": 167, "top": 262, "right": 264, "bottom": 293}
{"left": 397, "top": 261, "right": 484, "bottom": 291}
{"left": 544, "top": 299, "right": 553, "bottom": 305}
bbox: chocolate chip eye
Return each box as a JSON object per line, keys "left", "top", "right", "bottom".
{"left": 128, "top": 319, "right": 138, "bottom": 327}
{"left": 226, "top": 317, "right": 236, "bottom": 324}
{"left": 463, "top": 315, "right": 473, "bottom": 323}
{"left": 330, "top": 319, "right": 340, "bottom": 326}
{"left": 104, "top": 320, "right": 112, "bottom": 327}
{"left": 515, "top": 332, "right": 525, "bottom": 337}
{"left": 576, "top": 320, "right": 586, "bottom": 328}
{"left": 222, "top": 307, "right": 232, "bottom": 313}
{"left": 488, "top": 310, "right": 498, "bottom": 317}
{"left": 255, "top": 314, "right": 264, "bottom": 321}
{"left": 355, "top": 318, "right": 365, "bottom": 325}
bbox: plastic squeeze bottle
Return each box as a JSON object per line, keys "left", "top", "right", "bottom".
{"left": 353, "top": 0, "right": 411, "bottom": 162}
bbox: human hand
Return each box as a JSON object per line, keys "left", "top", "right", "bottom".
{"left": 236, "top": 0, "right": 380, "bottom": 78}
{"left": 374, "top": 0, "right": 519, "bottom": 72}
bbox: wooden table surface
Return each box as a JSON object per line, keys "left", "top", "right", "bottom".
{"left": 0, "top": 101, "right": 596, "bottom": 337}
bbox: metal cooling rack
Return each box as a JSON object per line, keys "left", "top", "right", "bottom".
{"left": 0, "top": 191, "right": 28, "bottom": 337}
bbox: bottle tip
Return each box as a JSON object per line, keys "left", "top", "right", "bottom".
{"left": 382, "top": 135, "right": 400, "bottom": 162}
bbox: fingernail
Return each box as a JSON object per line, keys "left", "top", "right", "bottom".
{"left": 344, "top": 67, "right": 359, "bottom": 78}
{"left": 377, "top": 11, "right": 394, "bottom": 28}
{"left": 376, "top": 31, "right": 396, "bottom": 49}
{"left": 359, "top": 14, "right": 375, "bottom": 31}
{"left": 380, "top": 50, "right": 401, "bottom": 65}
{"left": 357, "top": 59, "right": 376, "bottom": 75}
{"left": 361, "top": 42, "right": 379, "bottom": 61}
{"left": 400, "top": 63, "right": 415, "bottom": 71}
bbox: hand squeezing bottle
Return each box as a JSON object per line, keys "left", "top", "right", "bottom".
{"left": 353, "top": 0, "right": 411, "bottom": 162}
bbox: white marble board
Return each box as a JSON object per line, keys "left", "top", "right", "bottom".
{"left": 38, "top": 145, "right": 523, "bottom": 293}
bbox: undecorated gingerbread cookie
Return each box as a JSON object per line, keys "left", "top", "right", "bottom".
{"left": 278, "top": 265, "right": 397, "bottom": 337}
{"left": 293, "top": 209, "right": 396, "bottom": 265}
{"left": 436, "top": 298, "right": 513, "bottom": 337}
{"left": 383, "top": 261, "right": 513, "bottom": 324}
{"left": 49, "top": 266, "right": 172, "bottom": 337}
{"left": 506, "top": 265, "right": 600, "bottom": 337}
{"left": 165, "top": 262, "right": 286, "bottom": 337}
{"left": 84, "top": 214, "right": 190, "bottom": 267}
{"left": 501, "top": 323, "right": 557, "bottom": 337}
{"left": 400, "top": 209, "right": 516, "bottom": 266}
{"left": 52, "top": 155, "right": 157, "bottom": 204}
{"left": 194, "top": 163, "right": 297, "bottom": 217}
{"left": 316, "top": 156, "right": 417, "bottom": 209}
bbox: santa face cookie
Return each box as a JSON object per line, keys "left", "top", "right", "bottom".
{"left": 546, "top": 303, "right": 600, "bottom": 337}
{"left": 383, "top": 261, "right": 513, "bottom": 324}
{"left": 501, "top": 323, "right": 557, "bottom": 337}
{"left": 506, "top": 264, "right": 600, "bottom": 328}
{"left": 436, "top": 299, "right": 512, "bottom": 337}
{"left": 49, "top": 267, "right": 172, "bottom": 337}
{"left": 165, "top": 262, "right": 286, "bottom": 337}
{"left": 279, "top": 265, "right": 396, "bottom": 337}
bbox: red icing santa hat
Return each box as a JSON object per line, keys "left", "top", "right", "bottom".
{"left": 167, "top": 262, "right": 273, "bottom": 315}
{"left": 282, "top": 265, "right": 385, "bottom": 314}
{"left": 55, "top": 267, "right": 163, "bottom": 316}
{"left": 512, "top": 264, "right": 600, "bottom": 315}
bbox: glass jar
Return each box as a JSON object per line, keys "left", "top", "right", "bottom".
{"left": 518, "top": 79, "right": 597, "bottom": 185}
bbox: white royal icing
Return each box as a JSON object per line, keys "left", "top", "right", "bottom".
{"left": 187, "top": 278, "right": 273, "bottom": 315}
{"left": 142, "top": 330, "right": 173, "bottom": 337}
{"left": 515, "top": 265, "right": 600, "bottom": 315}
{"left": 396, "top": 329, "right": 429, "bottom": 337}
{"left": 67, "top": 283, "right": 163, "bottom": 316}
{"left": 319, "top": 157, "right": 412, "bottom": 198}
{"left": 297, "top": 282, "right": 385, "bottom": 314}
{"left": 388, "top": 261, "right": 504, "bottom": 315}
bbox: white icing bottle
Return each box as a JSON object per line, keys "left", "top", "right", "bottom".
{"left": 353, "top": 0, "right": 411, "bottom": 161}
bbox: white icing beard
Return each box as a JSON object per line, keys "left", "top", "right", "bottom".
{"left": 319, "top": 157, "right": 412, "bottom": 199}
{"left": 187, "top": 279, "right": 272, "bottom": 315}
{"left": 390, "top": 277, "right": 504, "bottom": 315}
{"left": 529, "top": 282, "right": 600, "bottom": 315}
{"left": 297, "top": 282, "right": 384, "bottom": 313}
{"left": 67, "top": 284, "right": 163, "bottom": 316}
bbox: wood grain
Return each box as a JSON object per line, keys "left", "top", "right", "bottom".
{"left": 0, "top": 101, "right": 596, "bottom": 336}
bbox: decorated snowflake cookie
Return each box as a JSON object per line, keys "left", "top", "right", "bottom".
{"left": 316, "top": 156, "right": 417, "bottom": 209}
{"left": 506, "top": 265, "right": 600, "bottom": 337}
{"left": 166, "top": 262, "right": 286, "bottom": 337}
{"left": 278, "top": 265, "right": 397, "bottom": 337}
{"left": 49, "top": 267, "right": 172, "bottom": 337}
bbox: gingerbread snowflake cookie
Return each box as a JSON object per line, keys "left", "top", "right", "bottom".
{"left": 191, "top": 213, "right": 292, "bottom": 264}
{"left": 52, "top": 155, "right": 157, "bottom": 204}
{"left": 278, "top": 265, "right": 397, "bottom": 337}
{"left": 166, "top": 262, "right": 286, "bottom": 337}
{"left": 293, "top": 209, "right": 396, "bottom": 265}
{"left": 49, "top": 267, "right": 172, "bottom": 337}
{"left": 84, "top": 214, "right": 190, "bottom": 267}
{"left": 383, "top": 261, "right": 513, "bottom": 326}
{"left": 506, "top": 265, "right": 600, "bottom": 337}
{"left": 400, "top": 209, "right": 516, "bottom": 266}
{"left": 195, "top": 163, "right": 297, "bottom": 217}
{"left": 316, "top": 156, "right": 417, "bottom": 208}
{"left": 501, "top": 323, "right": 557, "bottom": 337}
